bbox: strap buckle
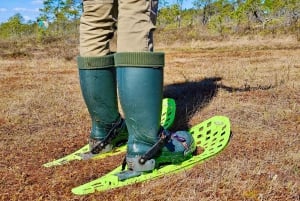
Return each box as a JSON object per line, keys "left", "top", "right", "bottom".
{"left": 138, "top": 128, "right": 172, "bottom": 165}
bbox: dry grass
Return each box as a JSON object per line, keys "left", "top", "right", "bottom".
{"left": 0, "top": 35, "right": 299, "bottom": 201}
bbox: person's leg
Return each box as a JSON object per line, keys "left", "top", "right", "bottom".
{"left": 116, "top": 0, "right": 195, "bottom": 173}
{"left": 117, "top": 0, "right": 157, "bottom": 52}
{"left": 78, "top": 0, "right": 127, "bottom": 155}
{"left": 80, "top": 0, "right": 118, "bottom": 56}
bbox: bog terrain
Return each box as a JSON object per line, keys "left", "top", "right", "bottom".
{"left": 0, "top": 35, "right": 299, "bottom": 200}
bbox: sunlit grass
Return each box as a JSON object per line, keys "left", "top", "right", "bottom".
{"left": 0, "top": 35, "right": 299, "bottom": 200}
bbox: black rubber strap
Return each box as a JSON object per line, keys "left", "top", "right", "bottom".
{"left": 138, "top": 128, "right": 172, "bottom": 165}
{"left": 91, "top": 118, "right": 124, "bottom": 154}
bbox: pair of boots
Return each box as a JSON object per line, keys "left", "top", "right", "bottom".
{"left": 78, "top": 52, "right": 195, "bottom": 173}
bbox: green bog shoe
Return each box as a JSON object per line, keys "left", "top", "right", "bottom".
{"left": 71, "top": 116, "right": 231, "bottom": 195}
{"left": 125, "top": 129, "right": 196, "bottom": 173}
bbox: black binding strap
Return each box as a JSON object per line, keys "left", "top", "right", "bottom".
{"left": 138, "top": 128, "right": 172, "bottom": 165}
{"left": 91, "top": 118, "right": 125, "bottom": 154}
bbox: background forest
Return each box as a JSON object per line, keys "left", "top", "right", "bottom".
{"left": 0, "top": 0, "right": 299, "bottom": 40}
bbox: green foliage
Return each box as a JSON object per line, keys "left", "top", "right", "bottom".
{"left": 39, "top": 0, "right": 81, "bottom": 21}
{"left": 207, "top": 0, "right": 234, "bottom": 35}
{"left": 158, "top": 4, "right": 181, "bottom": 28}
{"left": 39, "top": 0, "right": 66, "bottom": 21}
{"left": 0, "top": 13, "right": 35, "bottom": 39}
{"left": 37, "top": 0, "right": 81, "bottom": 37}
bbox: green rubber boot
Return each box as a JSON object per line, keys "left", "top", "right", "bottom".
{"left": 78, "top": 55, "right": 128, "bottom": 155}
{"left": 116, "top": 52, "right": 196, "bottom": 172}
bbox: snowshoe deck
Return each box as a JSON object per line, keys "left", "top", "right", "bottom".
{"left": 43, "top": 98, "right": 176, "bottom": 167}
{"left": 72, "top": 115, "right": 231, "bottom": 195}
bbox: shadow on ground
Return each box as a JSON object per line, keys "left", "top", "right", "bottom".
{"left": 163, "top": 77, "right": 274, "bottom": 130}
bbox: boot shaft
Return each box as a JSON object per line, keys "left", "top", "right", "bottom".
{"left": 115, "top": 52, "right": 165, "bottom": 155}
{"left": 78, "top": 55, "right": 119, "bottom": 140}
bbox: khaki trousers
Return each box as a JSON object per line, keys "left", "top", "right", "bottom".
{"left": 80, "top": 0, "right": 158, "bottom": 56}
